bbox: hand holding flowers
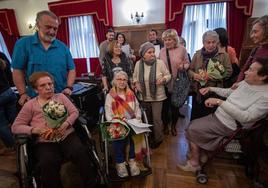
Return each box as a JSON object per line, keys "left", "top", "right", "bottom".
{"left": 41, "top": 100, "right": 68, "bottom": 141}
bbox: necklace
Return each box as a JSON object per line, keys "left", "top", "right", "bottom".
{"left": 112, "top": 57, "right": 121, "bottom": 64}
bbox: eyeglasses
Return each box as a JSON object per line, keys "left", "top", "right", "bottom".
{"left": 116, "top": 78, "right": 127, "bottom": 82}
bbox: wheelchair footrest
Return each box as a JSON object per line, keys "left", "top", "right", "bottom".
{"left": 224, "top": 139, "right": 242, "bottom": 153}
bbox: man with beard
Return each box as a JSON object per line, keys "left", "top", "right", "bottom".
{"left": 99, "top": 28, "right": 115, "bottom": 65}
{"left": 12, "top": 10, "right": 75, "bottom": 105}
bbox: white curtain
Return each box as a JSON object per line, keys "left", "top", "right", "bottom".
{"left": 68, "top": 15, "right": 100, "bottom": 72}
{"left": 0, "top": 32, "right": 12, "bottom": 62}
{"left": 181, "top": 2, "right": 226, "bottom": 58}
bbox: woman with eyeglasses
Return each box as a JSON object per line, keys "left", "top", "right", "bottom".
{"left": 102, "top": 40, "right": 133, "bottom": 91}
{"left": 105, "top": 71, "right": 141, "bottom": 178}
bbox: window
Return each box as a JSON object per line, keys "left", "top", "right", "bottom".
{"left": 0, "top": 32, "right": 11, "bottom": 62}
{"left": 181, "top": 2, "right": 226, "bottom": 57}
{"left": 68, "top": 15, "right": 99, "bottom": 71}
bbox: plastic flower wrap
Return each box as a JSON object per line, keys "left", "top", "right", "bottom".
{"left": 100, "top": 117, "right": 130, "bottom": 141}
{"left": 207, "top": 58, "right": 226, "bottom": 80}
{"left": 41, "top": 100, "right": 68, "bottom": 141}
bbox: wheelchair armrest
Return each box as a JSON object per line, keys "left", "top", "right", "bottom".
{"left": 14, "top": 134, "right": 31, "bottom": 145}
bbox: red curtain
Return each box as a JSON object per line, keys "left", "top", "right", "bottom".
{"left": 57, "top": 17, "right": 69, "bottom": 46}
{"left": 92, "top": 14, "right": 109, "bottom": 45}
{"left": 227, "top": 0, "right": 253, "bottom": 55}
{"left": 165, "top": 0, "right": 253, "bottom": 53}
{"left": 0, "top": 9, "right": 20, "bottom": 54}
{"left": 48, "top": 0, "right": 113, "bottom": 45}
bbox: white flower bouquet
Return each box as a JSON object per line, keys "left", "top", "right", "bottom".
{"left": 41, "top": 100, "right": 68, "bottom": 141}
{"left": 207, "top": 58, "right": 226, "bottom": 80}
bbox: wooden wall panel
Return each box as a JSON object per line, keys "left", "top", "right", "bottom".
{"left": 114, "top": 23, "right": 166, "bottom": 56}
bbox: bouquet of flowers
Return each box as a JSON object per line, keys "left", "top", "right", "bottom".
{"left": 207, "top": 58, "right": 226, "bottom": 80}
{"left": 100, "top": 117, "right": 130, "bottom": 141}
{"left": 197, "top": 68, "right": 209, "bottom": 87}
{"left": 41, "top": 100, "right": 68, "bottom": 141}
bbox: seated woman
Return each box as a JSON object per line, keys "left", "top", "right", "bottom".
{"left": 105, "top": 71, "right": 141, "bottom": 178}
{"left": 11, "top": 72, "right": 96, "bottom": 188}
{"left": 178, "top": 57, "right": 268, "bottom": 172}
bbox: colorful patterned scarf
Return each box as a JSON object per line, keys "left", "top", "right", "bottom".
{"left": 109, "top": 87, "right": 136, "bottom": 119}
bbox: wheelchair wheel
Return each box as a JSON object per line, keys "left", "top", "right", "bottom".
{"left": 196, "top": 170, "right": 208, "bottom": 184}
{"left": 17, "top": 143, "right": 37, "bottom": 188}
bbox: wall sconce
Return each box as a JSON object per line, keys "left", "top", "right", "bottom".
{"left": 131, "top": 12, "right": 144, "bottom": 24}
{"left": 27, "top": 20, "right": 36, "bottom": 30}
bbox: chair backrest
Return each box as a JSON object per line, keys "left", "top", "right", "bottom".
{"left": 74, "top": 58, "right": 88, "bottom": 77}
{"left": 89, "top": 58, "right": 102, "bottom": 76}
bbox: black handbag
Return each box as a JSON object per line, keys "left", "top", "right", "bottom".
{"left": 171, "top": 70, "right": 190, "bottom": 107}
{"left": 166, "top": 48, "right": 190, "bottom": 107}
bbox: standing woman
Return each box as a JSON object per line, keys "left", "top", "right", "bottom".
{"left": 0, "top": 52, "right": 16, "bottom": 154}
{"left": 159, "top": 29, "right": 190, "bottom": 136}
{"left": 133, "top": 42, "right": 171, "bottom": 149}
{"left": 116, "top": 32, "right": 136, "bottom": 63}
{"left": 214, "top": 27, "right": 240, "bottom": 87}
{"left": 236, "top": 15, "right": 268, "bottom": 83}
{"left": 188, "top": 30, "right": 232, "bottom": 121}
{"left": 102, "top": 40, "right": 133, "bottom": 91}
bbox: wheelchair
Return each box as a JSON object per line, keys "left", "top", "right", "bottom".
{"left": 15, "top": 114, "right": 109, "bottom": 188}
{"left": 98, "top": 94, "right": 152, "bottom": 181}
{"left": 195, "top": 118, "right": 267, "bottom": 185}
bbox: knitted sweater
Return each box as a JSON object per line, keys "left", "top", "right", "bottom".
{"left": 133, "top": 59, "right": 171, "bottom": 101}
{"left": 11, "top": 93, "right": 79, "bottom": 142}
{"left": 211, "top": 81, "right": 268, "bottom": 130}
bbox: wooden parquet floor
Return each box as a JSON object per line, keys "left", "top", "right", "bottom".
{"left": 0, "top": 102, "right": 267, "bottom": 188}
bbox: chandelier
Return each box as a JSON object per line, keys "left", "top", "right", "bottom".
{"left": 131, "top": 12, "right": 144, "bottom": 24}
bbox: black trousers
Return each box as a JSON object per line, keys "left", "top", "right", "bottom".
{"left": 34, "top": 132, "right": 97, "bottom": 188}
{"left": 162, "top": 91, "right": 181, "bottom": 126}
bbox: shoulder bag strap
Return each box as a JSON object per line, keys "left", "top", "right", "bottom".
{"left": 166, "top": 48, "right": 172, "bottom": 75}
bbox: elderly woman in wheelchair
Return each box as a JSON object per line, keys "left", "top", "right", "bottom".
{"left": 11, "top": 72, "right": 96, "bottom": 188}
{"left": 104, "top": 70, "right": 143, "bottom": 178}
{"left": 178, "top": 57, "right": 268, "bottom": 173}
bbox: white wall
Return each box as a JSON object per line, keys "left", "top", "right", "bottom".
{"left": 0, "top": 0, "right": 59, "bottom": 35}
{"left": 112, "top": 0, "right": 165, "bottom": 26}
{"left": 252, "top": 0, "right": 268, "bottom": 17}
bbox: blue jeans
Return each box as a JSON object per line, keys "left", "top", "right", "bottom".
{"left": 113, "top": 137, "right": 135, "bottom": 163}
{"left": 0, "top": 88, "right": 17, "bottom": 147}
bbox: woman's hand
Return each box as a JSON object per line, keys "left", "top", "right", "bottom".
{"left": 205, "top": 98, "right": 223, "bottom": 108}
{"left": 193, "top": 73, "right": 202, "bottom": 81}
{"left": 31, "top": 127, "right": 48, "bottom": 135}
{"left": 134, "top": 82, "right": 142, "bottom": 92}
{"left": 58, "top": 122, "right": 70, "bottom": 135}
{"left": 199, "top": 87, "right": 210, "bottom": 95}
{"left": 156, "top": 77, "right": 166, "bottom": 85}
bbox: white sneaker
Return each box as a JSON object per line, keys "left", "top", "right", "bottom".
{"left": 116, "top": 162, "right": 128, "bottom": 178}
{"left": 128, "top": 159, "right": 140, "bottom": 176}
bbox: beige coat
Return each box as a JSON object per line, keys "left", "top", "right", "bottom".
{"left": 133, "top": 59, "right": 171, "bottom": 102}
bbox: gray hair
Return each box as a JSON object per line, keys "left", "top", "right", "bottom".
{"left": 202, "top": 30, "right": 219, "bottom": 44}
{"left": 162, "top": 29, "right": 179, "bottom": 48}
{"left": 36, "top": 10, "right": 58, "bottom": 23}
{"left": 252, "top": 15, "right": 268, "bottom": 43}
{"left": 112, "top": 71, "right": 128, "bottom": 87}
